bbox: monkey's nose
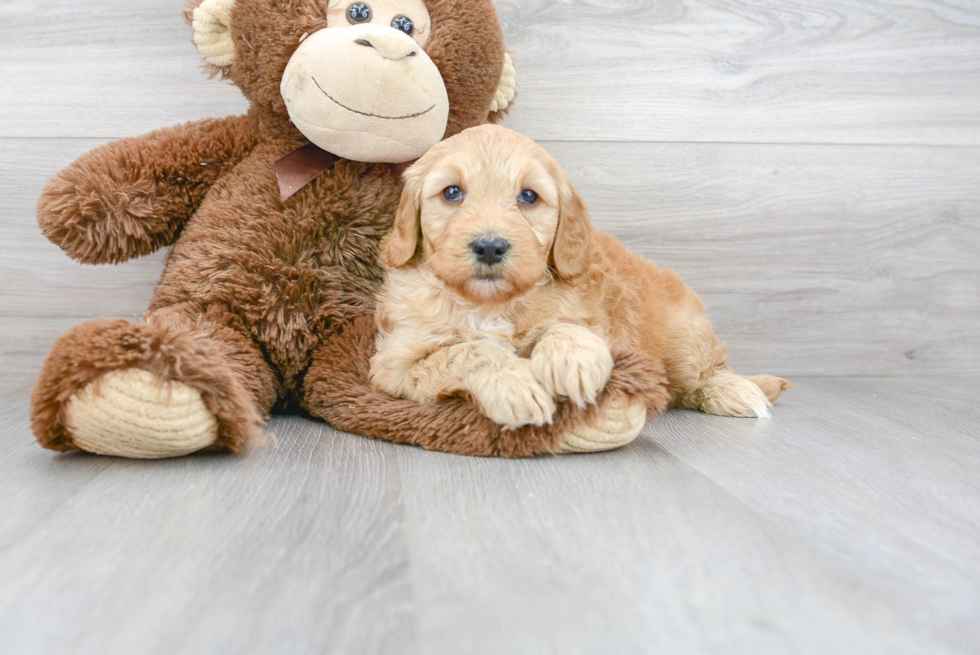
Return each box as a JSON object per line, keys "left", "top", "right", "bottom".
{"left": 354, "top": 35, "right": 417, "bottom": 60}
{"left": 471, "top": 237, "right": 510, "bottom": 266}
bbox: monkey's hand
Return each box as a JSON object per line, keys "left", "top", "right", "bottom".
{"left": 37, "top": 115, "right": 259, "bottom": 265}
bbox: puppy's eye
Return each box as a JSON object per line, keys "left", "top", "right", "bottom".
{"left": 346, "top": 2, "right": 372, "bottom": 24}
{"left": 391, "top": 15, "right": 414, "bottom": 36}
{"left": 442, "top": 186, "right": 464, "bottom": 202}
{"left": 519, "top": 189, "right": 539, "bottom": 205}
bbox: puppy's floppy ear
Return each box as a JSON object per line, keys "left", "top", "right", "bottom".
{"left": 551, "top": 169, "right": 593, "bottom": 279}
{"left": 385, "top": 168, "right": 424, "bottom": 268}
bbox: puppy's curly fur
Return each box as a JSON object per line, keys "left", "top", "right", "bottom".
{"left": 371, "top": 125, "right": 790, "bottom": 428}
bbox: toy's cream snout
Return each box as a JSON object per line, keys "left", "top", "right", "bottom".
{"left": 280, "top": 23, "right": 450, "bottom": 163}
{"left": 351, "top": 28, "right": 419, "bottom": 61}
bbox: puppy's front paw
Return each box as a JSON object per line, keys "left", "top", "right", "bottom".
{"left": 473, "top": 363, "right": 557, "bottom": 430}
{"left": 532, "top": 324, "right": 614, "bottom": 408}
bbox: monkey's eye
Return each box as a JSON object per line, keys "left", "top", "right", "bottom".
{"left": 391, "top": 15, "right": 414, "bottom": 36}
{"left": 442, "top": 186, "right": 464, "bottom": 202}
{"left": 519, "top": 189, "right": 539, "bottom": 205}
{"left": 346, "top": 3, "right": 372, "bottom": 24}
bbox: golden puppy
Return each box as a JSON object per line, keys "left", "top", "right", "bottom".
{"left": 370, "top": 124, "right": 790, "bottom": 429}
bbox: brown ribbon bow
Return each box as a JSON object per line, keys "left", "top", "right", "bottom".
{"left": 274, "top": 143, "right": 416, "bottom": 203}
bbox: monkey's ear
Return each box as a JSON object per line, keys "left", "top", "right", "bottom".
{"left": 385, "top": 169, "right": 424, "bottom": 268}
{"left": 488, "top": 52, "right": 517, "bottom": 120}
{"left": 190, "top": 0, "right": 237, "bottom": 68}
{"left": 551, "top": 172, "right": 593, "bottom": 280}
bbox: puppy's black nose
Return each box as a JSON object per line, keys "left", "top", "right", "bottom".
{"left": 471, "top": 237, "right": 509, "bottom": 266}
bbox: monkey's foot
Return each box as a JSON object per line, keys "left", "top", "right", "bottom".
{"left": 32, "top": 318, "right": 265, "bottom": 457}
{"left": 557, "top": 395, "right": 648, "bottom": 454}
{"left": 65, "top": 369, "right": 219, "bottom": 459}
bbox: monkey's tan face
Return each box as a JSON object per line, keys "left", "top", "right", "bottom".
{"left": 412, "top": 127, "right": 563, "bottom": 305}
{"left": 280, "top": 0, "right": 449, "bottom": 163}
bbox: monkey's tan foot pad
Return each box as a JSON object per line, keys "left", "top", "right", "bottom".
{"left": 557, "top": 395, "right": 648, "bottom": 454}
{"left": 65, "top": 368, "right": 219, "bottom": 459}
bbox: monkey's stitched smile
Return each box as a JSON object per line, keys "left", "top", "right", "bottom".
{"left": 312, "top": 77, "right": 435, "bottom": 120}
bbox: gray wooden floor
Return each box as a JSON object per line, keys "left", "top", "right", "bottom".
{"left": 1, "top": 376, "right": 978, "bottom": 654}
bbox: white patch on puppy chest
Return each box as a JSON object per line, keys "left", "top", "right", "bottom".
{"left": 466, "top": 311, "right": 514, "bottom": 337}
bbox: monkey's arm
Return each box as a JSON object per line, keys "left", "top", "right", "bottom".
{"left": 37, "top": 115, "right": 259, "bottom": 265}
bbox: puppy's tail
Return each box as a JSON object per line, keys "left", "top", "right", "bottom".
{"left": 683, "top": 367, "right": 792, "bottom": 419}
{"left": 744, "top": 374, "right": 793, "bottom": 403}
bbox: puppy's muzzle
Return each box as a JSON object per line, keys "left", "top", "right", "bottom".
{"left": 471, "top": 236, "right": 509, "bottom": 266}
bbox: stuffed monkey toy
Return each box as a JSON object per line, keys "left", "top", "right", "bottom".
{"left": 30, "top": 0, "right": 669, "bottom": 459}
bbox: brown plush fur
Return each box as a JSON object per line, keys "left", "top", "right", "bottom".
{"left": 30, "top": 0, "right": 616, "bottom": 457}
{"left": 30, "top": 316, "right": 269, "bottom": 452}
{"left": 371, "top": 126, "right": 791, "bottom": 424}
{"left": 37, "top": 115, "right": 259, "bottom": 265}
{"left": 305, "top": 315, "right": 669, "bottom": 457}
